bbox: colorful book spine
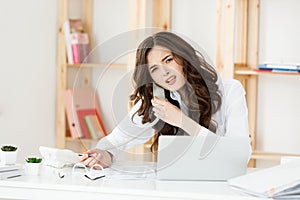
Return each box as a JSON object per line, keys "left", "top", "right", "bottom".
{"left": 63, "top": 19, "right": 83, "bottom": 64}
{"left": 78, "top": 33, "right": 90, "bottom": 63}
{"left": 83, "top": 115, "right": 99, "bottom": 139}
{"left": 258, "top": 64, "right": 300, "bottom": 72}
{"left": 70, "top": 33, "right": 80, "bottom": 64}
{"left": 89, "top": 115, "right": 105, "bottom": 138}
{"left": 94, "top": 109, "right": 107, "bottom": 136}
{"left": 63, "top": 21, "right": 73, "bottom": 64}
{"left": 77, "top": 109, "right": 91, "bottom": 139}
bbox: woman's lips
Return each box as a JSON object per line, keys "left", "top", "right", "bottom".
{"left": 166, "top": 75, "right": 176, "bottom": 85}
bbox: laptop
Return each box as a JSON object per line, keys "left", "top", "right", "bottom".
{"left": 156, "top": 133, "right": 251, "bottom": 181}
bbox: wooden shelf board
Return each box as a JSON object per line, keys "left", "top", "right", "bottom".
{"left": 66, "top": 137, "right": 99, "bottom": 142}
{"left": 235, "top": 69, "right": 300, "bottom": 76}
{"left": 67, "top": 63, "right": 127, "bottom": 68}
{"left": 251, "top": 150, "right": 300, "bottom": 161}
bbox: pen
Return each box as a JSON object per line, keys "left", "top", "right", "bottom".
{"left": 78, "top": 154, "right": 92, "bottom": 157}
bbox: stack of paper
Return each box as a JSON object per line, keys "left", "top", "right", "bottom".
{"left": 228, "top": 160, "right": 300, "bottom": 199}
{"left": 0, "top": 164, "right": 24, "bottom": 180}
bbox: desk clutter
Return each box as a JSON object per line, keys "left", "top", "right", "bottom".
{"left": 0, "top": 145, "right": 156, "bottom": 181}
{"left": 34, "top": 146, "right": 156, "bottom": 180}
{"left": 0, "top": 164, "right": 23, "bottom": 180}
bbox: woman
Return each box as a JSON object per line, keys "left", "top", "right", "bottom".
{"left": 79, "top": 31, "right": 251, "bottom": 167}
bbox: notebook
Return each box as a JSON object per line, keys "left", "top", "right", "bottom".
{"left": 156, "top": 133, "right": 251, "bottom": 181}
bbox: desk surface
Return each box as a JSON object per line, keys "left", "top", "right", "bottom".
{"left": 0, "top": 162, "right": 267, "bottom": 200}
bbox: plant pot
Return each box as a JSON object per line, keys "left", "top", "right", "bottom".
{"left": 0, "top": 150, "right": 18, "bottom": 165}
{"left": 25, "top": 163, "right": 41, "bottom": 176}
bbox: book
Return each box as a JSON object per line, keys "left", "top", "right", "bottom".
{"left": 88, "top": 115, "right": 105, "bottom": 138}
{"left": 78, "top": 33, "right": 90, "bottom": 63}
{"left": 228, "top": 160, "right": 300, "bottom": 199}
{"left": 77, "top": 109, "right": 107, "bottom": 139}
{"left": 64, "top": 87, "right": 107, "bottom": 139}
{"left": 84, "top": 115, "right": 104, "bottom": 139}
{"left": 255, "top": 68, "right": 300, "bottom": 73}
{"left": 70, "top": 33, "right": 80, "bottom": 64}
{"left": 73, "top": 87, "right": 107, "bottom": 136}
{"left": 63, "top": 19, "right": 84, "bottom": 64}
{"left": 258, "top": 63, "right": 300, "bottom": 73}
{"left": 83, "top": 115, "right": 98, "bottom": 139}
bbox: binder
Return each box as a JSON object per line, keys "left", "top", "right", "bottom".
{"left": 64, "top": 87, "right": 107, "bottom": 139}
{"left": 64, "top": 90, "right": 83, "bottom": 138}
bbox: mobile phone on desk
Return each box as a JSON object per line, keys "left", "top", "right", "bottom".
{"left": 153, "top": 83, "right": 165, "bottom": 100}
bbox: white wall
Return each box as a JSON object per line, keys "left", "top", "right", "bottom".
{"left": 171, "top": 0, "right": 217, "bottom": 63}
{"left": 0, "top": 0, "right": 57, "bottom": 162}
{"left": 256, "top": 0, "right": 300, "bottom": 167}
{"left": 92, "top": 0, "right": 130, "bottom": 132}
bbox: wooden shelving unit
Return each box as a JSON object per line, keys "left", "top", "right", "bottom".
{"left": 56, "top": 0, "right": 171, "bottom": 155}
{"left": 216, "top": 0, "right": 300, "bottom": 166}
{"left": 56, "top": 0, "right": 96, "bottom": 151}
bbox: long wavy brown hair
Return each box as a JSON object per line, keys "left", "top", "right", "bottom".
{"left": 129, "top": 31, "right": 222, "bottom": 152}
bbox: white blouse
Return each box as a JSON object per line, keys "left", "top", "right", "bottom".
{"left": 95, "top": 78, "right": 251, "bottom": 159}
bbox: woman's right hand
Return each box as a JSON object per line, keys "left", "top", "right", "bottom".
{"left": 79, "top": 148, "right": 113, "bottom": 168}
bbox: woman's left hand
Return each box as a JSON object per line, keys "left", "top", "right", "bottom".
{"left": 151, "top": 97, "right": 185, "bottom": 127}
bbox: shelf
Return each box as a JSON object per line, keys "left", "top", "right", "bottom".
{"left": 66, "top": 63, "right": 127, "bottom": 68}
{"left": 66, "top": 137, "right": 100, "bottom": 142}
{"left": 251, "top": 150, "right": 300, "bottom": 161}
{"left": 235, "top": 69, "right": 300, "bottom": 76}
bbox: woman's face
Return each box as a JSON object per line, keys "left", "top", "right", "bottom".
{"left": 147, "top": 46, "right": 186, "bottom": 91}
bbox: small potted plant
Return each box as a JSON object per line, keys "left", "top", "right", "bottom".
{"left": 25, "top": 157, "right": 43, "bottom": 176}
{"left": 0, "top": 145, "right": 18, "bottom": 165}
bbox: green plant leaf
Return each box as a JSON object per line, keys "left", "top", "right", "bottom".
{"left": 1, "top": 145, "right": 18, "bottom": 151}
{"left": 25, "top": 157, "right": 42, "bottom": 163}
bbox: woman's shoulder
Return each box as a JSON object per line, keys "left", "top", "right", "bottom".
{"left": 220, "top": 78, "right": 246, "bottom": 97}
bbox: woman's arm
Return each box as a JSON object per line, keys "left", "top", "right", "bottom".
{"left": 80, "top": 101, "right": 156, "bottom": 167}
{"left": 221, "top": 79, "right": 249, "bottom": 137}
{"left": 151, "top": 79, "right": 250, "bottom": 138}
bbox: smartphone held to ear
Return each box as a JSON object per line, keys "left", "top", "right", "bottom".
{"left": 153, "top": 83, "right": 165, "bottom": 100}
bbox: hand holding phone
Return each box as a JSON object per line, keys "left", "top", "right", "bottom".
{"left": 153, "top": 83, "right": 165, "bottom": 100}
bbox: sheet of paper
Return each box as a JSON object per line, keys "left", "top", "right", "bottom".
{"left": 228, "top": 160, "right": 300, "bottom": 198}
{"left": 104, "top": 162, "right": 156, "bottom": 180}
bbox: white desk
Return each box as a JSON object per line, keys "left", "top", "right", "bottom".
{"left": 0, "top": 162, "right": 268, "bottom": 200}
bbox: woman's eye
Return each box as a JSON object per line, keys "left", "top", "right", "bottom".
{"left": 150, "top": 67, "right": 157, "bottom": 73}
{"left": 165, "top": 57, "right": 173, "bottom": 63}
